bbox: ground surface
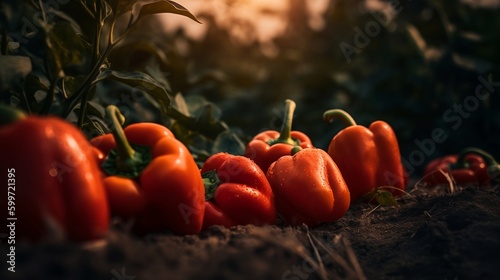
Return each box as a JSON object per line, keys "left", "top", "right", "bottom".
{"left": 2, "top": 185, "right": 499, "bottom": 280}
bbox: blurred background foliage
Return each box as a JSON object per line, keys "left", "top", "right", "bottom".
{"left": 128, "top": 0, "right": 500, "bottom": 175}
{"left": 1, "top": 0, "right": 500, "bottom": 175}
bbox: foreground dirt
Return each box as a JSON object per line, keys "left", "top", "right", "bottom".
{"left": 2, "top": 186, "right": 499, "bottom": 280}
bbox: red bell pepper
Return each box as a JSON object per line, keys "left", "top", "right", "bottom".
{"left": 200, "top": 153, "right": 276, "bottom": 230}
{"left": 266, "top": 148, "right": 350, "bottom": 226}
{"left": 422, "top": 148, "right": 500, "bottom": 187}
{"left": 91, "top": 105, "right": 205, "bottom": 235}
{"left": 323, "top": 109, "right": 406, "bottom": 202}
{"left": 244, "top": 99, "right": 313, "bottom": 173}
{"left": 0, "top": 104, "right": 109, "bottom": 242}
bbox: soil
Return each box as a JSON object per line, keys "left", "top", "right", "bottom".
{"left": 2, "top": 185, "right": 499, "bottom": 280}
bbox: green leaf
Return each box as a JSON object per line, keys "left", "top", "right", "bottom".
{"left": 134, "top": 0, "right": 201, "bottom": 24}
{"left": 108, "top": 0, "right": 136, "bottom": 17}
{"left": 165, "top": 95, "right": 229, "bottom": 139}
{"left": 375, "top": 191, "right": 398, "bottom": 207}
{"left": 172, "top": 93, "right": 190, "bottom": 117}
{"left": 44, "top": 22, "right": 87, "bottom": 73}
{"left": 94, "top": 69, "right": 171, "bottom": 114}
{"left": 166, "top": 106, "right": 228, "bottom": 140}
{"left": 194, "top": 103, "right": 222, "bottom": 126}
{"left": 212, "top": 131, "right": 245, "bottom": 156}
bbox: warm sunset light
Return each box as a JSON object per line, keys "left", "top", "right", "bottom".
{"left": 1, "top": 0, "right": 499, "bottom": 279}
{"left": 159, "top": 0, "right": 329, "bottom": 42}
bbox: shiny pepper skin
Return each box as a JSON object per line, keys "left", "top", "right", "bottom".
{"left": 0, "top": 105, "right": 109, "bottom": 242}
{"left": 201, "top": 153, "right": 276, "bottom": 230}
{"left": 266, "top": 148, "right": 350, "bottom": 226}
{"left": 244, "top": 99, "right": 314, "bottom": 173}
{"left": 91, "top": 106, "right": 205, "bottom": 235}
{"left": 324, "top": 109, "right": 406, "bottom": 202}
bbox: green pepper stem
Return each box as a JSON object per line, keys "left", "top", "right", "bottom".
{"left": 323, "top": 109, "right": 357, "bottom": 127}
{"left": 291, "top": 146, "right": 302, "bottom": 156}
{"left": 106, "top": 105, "right": 141, "bottom": 172}
{"left": 0, "top": 103, "right": 26, "bottom": 126}
{"left": 456, "top": 147, "right": 499, "bottom": 168}
{"left": 202, "top": 170, "right": 221, "bottom": 201}
{"left": 268, "top": 99, "right": 298, "bottom": 146}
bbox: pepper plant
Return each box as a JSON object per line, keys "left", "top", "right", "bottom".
{"left": 0, "top": 0, "right": 243, "bottom": 161}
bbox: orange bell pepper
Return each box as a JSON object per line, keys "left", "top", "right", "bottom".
{"left": 91, "top": 106, "right": 205, "bottom": 235}
{"left": 244, "top": 99, "right": 313, "bottom": 173}
{"left": 266, "top": 148, "right": 350, "bottom": 226}
{"left": 323, "top": 109, "right": 406, "bottom": 202}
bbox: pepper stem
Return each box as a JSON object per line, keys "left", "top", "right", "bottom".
{"left": 267, "top": 99, "right": 299, "bottom": 146}
{"left": 0, "top": 103, "right": 26, "bottom": 126}
{"left": 105, "top": 105, "right": 148, "bottom": 175}
{"left": 107, "top": 105, "right": 135, "bottom": 160}
{"left": 456, "top": 147, "right": 499, "bottom": 168}
{"left": 291, "top": 146, "right": 302, "bottom": 156}
{"left": 323, "top": 109, "right": 357, "bottom": 127}
{"left": 202, "top": 170, "right": 221, "bottom": 201}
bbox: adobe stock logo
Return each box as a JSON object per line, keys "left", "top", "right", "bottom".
{"left": 339, "top": 0, "right": 404, "bottom": 63}
{"left": 402, "top": 74, "right": 500, "bottom": 177}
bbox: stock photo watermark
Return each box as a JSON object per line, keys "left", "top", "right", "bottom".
{"left": 5, "top": 168, "right": 17, "bottom": 273}
{"left": 400, "top": 73, "right": 499, "bottom": 178}
{"left": 179, "top": 196, "right": 204, "bottom": 226}
{"left": 339, "top": 0, "right": 404, "bottom": 63}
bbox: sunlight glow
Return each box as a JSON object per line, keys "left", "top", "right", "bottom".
{"left": 159, "top": 0, "right": 330, "bottom": 43}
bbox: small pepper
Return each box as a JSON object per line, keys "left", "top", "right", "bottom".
{"left": 0, "top": 104, "right": 109, "bottom": 242}
{"left": 422, "top": 148, "right": 500, "bottom": 187}
{"left": 323, "top": 109, "right": 406, "bottom": 202}
{"left": 91, "top": 105, "right": 205, "bottom": 235}
{"left": 201, "top": 153, "right": 276, "bottom": 230}
{"left": 244, "top": 99, "right": 313, "bottom": 173}
{"left": 266, "top": 148, "right": 350, "bottom": 226}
